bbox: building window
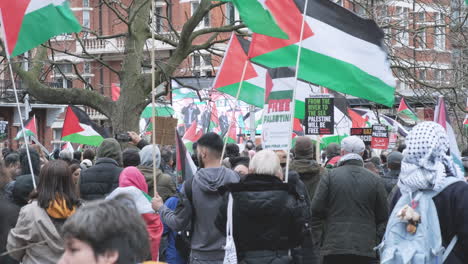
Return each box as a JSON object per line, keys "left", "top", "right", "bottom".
{"left": 419, "top": 69, "right": 426, "bottom": 81}
{"left": 417, "top": 12, "right": 425, "bottom": 23}
{"left": 83, "top": 77, "right": 92, "bottom": 89}
{"left": 55, "top": 78, "right": 73, "bottom": 89}
{"left": 334, "top": 0, "right": 343, "bottom": 6}
{"left": 83, "top": 10, "right": 90, "bottom": 28}
{"left": 202, "top": 54, "right": 211, "bottom": 66}
{"left": 192, "top": 1, "right": 210, "bottom": 28}
{"left": 226, "top": 2, "right": 235, "bottom": 24}
{"left": 435, "top": 13, "right": 445, "bottom": 25}
{"left": 434, "top": 69, "right": 445, "bottom": 82}
{"left": 415, "top": 29, "right": 426, "bottom": 49}
{"left": 193, "top": 54, "right": 201, "bottom": 68}
{"left": 83, "top": 0, "right": 89, "bottom": 7}
{"left": 434, "top": 26, "right": 445, "bottom": 50}
{"left": 84, "top": 62, "right": 91, "bottom": 74}
{"left": 155, "top": 6, "right": 163, "bottom": 32}
{"left": 397, "top": 29, "right": 409, "bottom": 46}
{"left": 55, "top": 63, "right": 73, "bottom": 74}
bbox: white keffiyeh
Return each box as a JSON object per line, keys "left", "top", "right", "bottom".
{"left": 398, "top": 122, "right": 464, "bottom": 194}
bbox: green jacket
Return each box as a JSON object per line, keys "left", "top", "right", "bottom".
{"left": 138, "top": 166, "right": 176, "bottom": 200}
{"left": 290, "top": 158, "right": 326, "bottom": 204}
{"left": 311, "top": 158, "right": 388, "bottom": 258}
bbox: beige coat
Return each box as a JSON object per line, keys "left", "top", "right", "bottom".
{"left": 7, "top": 201, "right": 64, "bottom": 264}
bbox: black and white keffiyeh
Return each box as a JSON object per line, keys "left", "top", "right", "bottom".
{"left": 398, "top": 122, "right": 464, "bottom": 194}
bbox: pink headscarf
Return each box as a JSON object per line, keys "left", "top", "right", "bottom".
{"left": 119, "top": 166, "right": 148, "bottom": 193}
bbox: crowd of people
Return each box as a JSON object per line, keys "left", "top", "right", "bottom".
{"left": 0, "top": 121, "right": 468, "bottom": 264}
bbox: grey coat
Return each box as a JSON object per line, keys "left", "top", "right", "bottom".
{"left": 311, "top": 159, "right": 388, "bottom": 258}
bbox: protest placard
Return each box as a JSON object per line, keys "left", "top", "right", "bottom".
{"left": 371, "top": 124, "right": 389, "bottom": 149}
{"left": 305, "top": 96, "right": 334, "bottom": 135}
{"left": 350, "top": 127, "right": 373, "bottom": 146}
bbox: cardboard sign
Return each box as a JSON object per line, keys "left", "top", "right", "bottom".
{"left": 305, "top": 96, "right": 334, "bottom": 135}
{"left": 152, "top": 117, "right": 178, "bottom": 146}
{"left": 350, "top": 127, "right": 372, "bottom": 146}
{"left": 371, "top": 124, "right": 389, "bottom": 149}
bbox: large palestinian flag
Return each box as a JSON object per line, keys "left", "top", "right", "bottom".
{"left": 212, "top": 34, "right": 268, "bottom": 108}
{"left": 175, "top": 130, "right": 197, "bottom": 181}
{"left": 227, "top": 0, "right": 288, "bottom": 39}
{"left": 14, "top": 115, "right": 37, "bottom": 140}
{"left": 434, "top": 97, "right": 463, "bottom": 171}
{"left": 249, "top": 0, "right": 396, "bottom": 107}
{"left": 61, "top": 106, "right": 107, "bottom": 146}
{"left": 0, "top": 0, "right": 81, "bottom": 57}
{"left": 397, "top": 98, "right": 419, "bottom": 121}
{"left": 183, "top": 121, "right": 203, "bottom": 153}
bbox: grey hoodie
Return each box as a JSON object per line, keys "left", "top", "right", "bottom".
{"left": 159, "top": 166, "right": 239, "bottom": 261}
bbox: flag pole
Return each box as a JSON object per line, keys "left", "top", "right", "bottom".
{"left": 5, "top": 56, "right": 37, "bottom": 189}
{"left": 151, "top": 0, "right": 158, "bottom": 197}
{"left": 284, "top": 0, "right": 309, "bottom": 183}
{"left": 220, "top": 59, "right": 248, "bottom": 164}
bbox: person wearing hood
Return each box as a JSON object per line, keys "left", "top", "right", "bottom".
{"left": 151, "top": 132, "right": 240, "bottom": 264}
{"left": 381, "top": 151, "right": 403, "bottom": 194}
{"left": 311, "top": 136, "right": 388, "bottom": 264}
{"left": 324, "top": 143, "right": 341, "bottom": 169}
{"left": 139, "top": 144, "right": 176, "bottom": 199}
{"left": 119, "top": 167, "right": 163, "bottom": 261}
{"left": 7, "top": 160, "right": 80, "bottom": 264}
{"left": 79, "top": 138, "right": 123, "bottom": 200}
{"left": 291, "top": 136, "right": 327, "bottom": 202}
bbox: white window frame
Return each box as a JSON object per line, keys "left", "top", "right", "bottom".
{"left": 191, "top": 1, "right": 210, "bottom": 29}
{"left": 434, "top": 26, "right": 445, "bottom": 50}
{"left": 83, "top": 10, "right": 90, "bottom": 28}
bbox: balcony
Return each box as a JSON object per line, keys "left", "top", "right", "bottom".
{"left": 76, "top": 34, "right": 177, "bottom": 55}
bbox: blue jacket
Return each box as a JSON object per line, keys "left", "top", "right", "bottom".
{"left": 163, "top": 196, "right": 186, "bottom": 264}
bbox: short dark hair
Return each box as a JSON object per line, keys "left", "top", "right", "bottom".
{"left": 4, "top": 152, "right": 19, "bottom": 167}
{"left": 69, "top": 163, "right": 81, "bottom": 174}
{"left": 34, "top": 160, "right": 80, "bottom": 210}
{"left": 197, "top": 132, "right": 223, "bottom": 157}
{"left": 122, "top": 148, "right": 141, "bottom": 168}
{"left": 19, "top": 148, "right": 40, "bottom": 176}
{"left": 225, "top": 143, "right": 240, "bottom": 159}
{"left": 2, "top": 148, "right": 13, "bottom": 159}
{"left": 161, "top": 148, "right": 173, "bottom": 164}
{"left": 82, "top": 149, "right": 96, "bottom": 161}
{"left": 73, "top": 151, "right": 82, "bottom": 161}
{"left": 62, "top": 196, "right": 150, "bottom": 263}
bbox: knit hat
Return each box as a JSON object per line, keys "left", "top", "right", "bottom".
{"left": 387, "top": 151, "right": 403, "bottom": 165}
{"left": 294, "top": 136, "right": 314, "bottom": 159}
{"left": 398, "top": 122, "right": 464, "bottom": 193}
{"left": 341, "top": 136, "right": 365, "bottom": 154}
{"left": 97, "top": 138, "right": 122, "bottom": 166}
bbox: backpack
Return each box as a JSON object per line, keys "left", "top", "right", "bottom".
{"left": 377, "top": 176, "right": 462, "bottom": 264}
{"left": 174, "top": 177, "right": 194, "bottom": 261}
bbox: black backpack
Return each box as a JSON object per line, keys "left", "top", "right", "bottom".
{"left": 174, "top": 177, "right": 194, "bottom": 260}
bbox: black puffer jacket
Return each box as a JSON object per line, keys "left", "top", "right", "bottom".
{"left": 79, "top": 158, "right": 123, "bottom": 200}
{"left": 0, "top": 192, "right": 20, "bottom": 264}
{"left": 216, "top": 174, "right": 304, "bottom": 264}
{"left": 381, "top": 169, "right": 400, "bottom": 194}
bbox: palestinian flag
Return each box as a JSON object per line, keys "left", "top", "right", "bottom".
{"left": 0, "top": 0, "right": 81, "bottom": 57}
{"left": 397, "top": 98, "right": 419, "bottom": 121}
{"left": 434, "top": 97, "right": 464, "bottom": 171}
{"left": 212, "top": 34, "right": 268, "bottom": 108}
{"left": 61, "top": 142, "right": 74, "bottom": 153}
{"left": 141, "top": 104, "right": 175, "bottom": 118}
{"left": 208, "top": 103, "right": 221, "bottom": 133}
{"left": 348, "top": 108, "right": 368, "bottom": 128}
{"left": 227, "top": 0, "right": 288, "bottom": 39}
{"left": 352, "top": 108, "right": 408, "bottom": 137}
{"left": 464, "top": 116, "right": 468, "bottom": 129}
{"left": 183, "top": 121, "right": 203, "bottom": 153}
{"left": 107, "top": 186, "right": 154, "bottom": 214}
{"left": 175, "top": 129, "right": 197, "bottom": 181}
{"left": 249, "top": 0, "right": 396, "bottom": 107}
{"left": 14, "top": 115, "right": 37, "bottom": 140}
{"left": 224, "top": 117, "right": 237, "bottom": 144}
{"left": 61, "top": 106, "right": 106, "bottom": 146}
{"left": 111, "top": 83, "right": 120, "bottom": 101}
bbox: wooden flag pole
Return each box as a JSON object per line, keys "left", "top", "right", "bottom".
{"left": 151, "top": 0, "right": 158, "bottom": 197}
{"left": 284, "top": 0, "right": 309, "bottom": 183}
